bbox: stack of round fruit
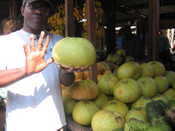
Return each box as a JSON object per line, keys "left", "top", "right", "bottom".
{"left": 61, "top": 57, "right": 175, "bottom": 131}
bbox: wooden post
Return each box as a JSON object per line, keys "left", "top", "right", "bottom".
{"left": 9, "top": 0, "right": 17, "bottom": 18}
{"left": 148, "top": 0, "right": 160, "bottom": 60}
{"left": 65, "top": 0, "right": 75, "bottom": 36}
{"left": 86, "top": 0, "right": 97, "bottom": 82}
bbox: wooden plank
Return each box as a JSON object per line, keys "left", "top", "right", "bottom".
{"left": 65, "top": 0, "right": 75, "bottom": 36}
{"left": 148, "top": 0, "right": 160, "bottom": 60}
{"left": 86, "top": 0, "right": 97, "bottom": 82}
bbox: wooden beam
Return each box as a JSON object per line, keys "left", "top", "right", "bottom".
{"left": 148, "top": 0, "right": 160, "bottom": 60}
{"left": 86, "top": 0, "right": 97, "bottom": 82}
{"left": 9, "top": 0, "right": 17, "bottom": 18}
{"left": 86, "top": 0, "right": 96, "bottom": 46}
{"left": 160, "top": 19, "right": 175, "bottom": 29}
{"left": 65, "top": 0, "right": 75, "bottom": 36}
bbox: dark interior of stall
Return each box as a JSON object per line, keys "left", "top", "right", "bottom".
{"left": 0, "top": 0, "right": 175, "bottom": 68}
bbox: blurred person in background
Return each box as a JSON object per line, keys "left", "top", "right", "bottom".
{"left": 115, "top": 28, "right": 124, "bottom": 49}
{"left": 157, "top": 30, "right": 172, "bottom": 69}
{"left": 0, "top": 18, "right": 19, "bottom": 35}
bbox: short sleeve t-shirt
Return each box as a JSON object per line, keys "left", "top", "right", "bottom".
{"left": 0, "top": 29, "right": 66, "bottom": 131}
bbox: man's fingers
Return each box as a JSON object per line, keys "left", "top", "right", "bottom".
{"left": 38, "top": 31, "right": 45, "bottom": 50}
{"left": 36, "top": 58, "right": 53, "bottom": 72}
{"left": 30, "top": 35, "right": 35, "bottom": 51}
{"left": 59, "top": 64, "right": 90, "bottom": 72}
{"left": 47, "top": 57, "right": 54, "bottom": 65}
{"left": 23, "top": 44, "right": 28, "bottom": 55}
{"left": 42, "top": 35, "right": 50, "bottom": 53}
{"left": 40, "top": 58, "right": 53, "bottom": 69}
{"left": 23, "top": 44, "right": 30, "bottom": 56}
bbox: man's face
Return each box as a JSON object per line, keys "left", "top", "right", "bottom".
{"left": 21, "top": 1, "right": 51, "bottom": 33}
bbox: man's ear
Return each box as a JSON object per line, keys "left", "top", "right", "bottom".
{"left": 21, "top": 7, "right": 24, "bottom": 16}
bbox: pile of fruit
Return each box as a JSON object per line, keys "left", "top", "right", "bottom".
{"left": 48, "top": 4, "right": 65, "bottom": 36}
{"left": 48, "top": 0, "right": 105, "bottom": 50}
{"left": 62, "top": 49, "right": 175, "bottom": 131}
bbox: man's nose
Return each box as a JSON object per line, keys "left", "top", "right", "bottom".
{"left": 34, "top": 8, "right": 44, "bottom": 14}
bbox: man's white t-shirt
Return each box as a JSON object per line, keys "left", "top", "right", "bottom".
{"left": 0, "top": 29, "right": 66, "bottom": 131}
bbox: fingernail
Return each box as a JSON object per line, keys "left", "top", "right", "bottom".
{"left": 46, "top": 35, "right": 50, "bottom": 39}
{"left": 40, "top": 31, "right": 45, "bottom": 37}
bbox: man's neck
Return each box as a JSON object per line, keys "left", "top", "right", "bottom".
{"left": 21, "top": 27, "right": 49, "bottom": 40}
{"left": 22, "top": 27, "right": 42, "bottom": 35}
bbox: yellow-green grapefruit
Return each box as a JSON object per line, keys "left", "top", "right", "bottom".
{"left": 52, "top": 37, "right": 96, "bottom": 67}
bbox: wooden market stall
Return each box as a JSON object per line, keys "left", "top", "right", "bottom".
{"left": 148, "top": 0, "right": 160, "bottom": 60}
{"left": 1, "top": 0, "right": 175, "bottom": 130}
{"left": 2, "top": 0, "right": 175, "bottom": 62}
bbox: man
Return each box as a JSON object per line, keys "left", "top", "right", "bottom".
{"left": 0, "top": 0, "right": 75, "bottom": 130}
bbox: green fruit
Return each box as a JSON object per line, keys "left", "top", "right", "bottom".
{"left": 125, "top": 56, "right": 135, "bottom": 62}
{"left": 115, "top": 49, "right": 126, "bottom": 56}
{"left": 146, "top": 124, "right": 172, "bottom": 131}
{"left": 63, "top": 99, "right": 76, "bottom": 115}
{"left": 165, "top": 71, "right": 175, "bottom": 86}
{"left": 113, "top": 54, "right": 124, "bottom": 65}
{"left": 94, "top": 93, "right": 108, "bottom": 108}
{"left": 96, "top": 61, "right": 111, "bottom": 74}
{"left": 52, "top": 37, "right": 96, "bottom": 67}
{"left": 125, "top": 109, "right": 147, "bottom": 122}
{"left": 124, "top": 119, "right": 150, "bottom": 131}
{"left": 71, "top": 80, "right": 99, "bottom": 100}
{"left": 163, "top": 89, "right": 175, "bottom": 100}
{"left": 91, "top": 110, "right": 125, "bottom": 131}
{"left": 103, "top": 99, "right": 129, "bottom": 117}
{"left": 172, "top": 82, "right": 175, "bottom": 89}
{"left": 98, "top": 73, "right": 119, "bottom": 95}
{"left": 113, "top": 79, "right": 141, "bottom": 103}
{"left": 72, "top": 101, "right": 99, "bottom": 126}
{"left": 117, "top": 61, "right": 141, "bottom": 80}
{"left": 106, "top": 54, "right": 113, "bottom": 62}
{"left": 147, "top": 61, "right": 166, "bottom": 77}
{"left": 132, "top": 97, "right": 152, "bottom": 110}
{"left": 137, "top": 77, "right": 157, "bottom": 97}
{"left": 140, "top": 63, "right": 154, "bottom": 77}
{"left": 155, "top": 76, "right": 169, "bottom": 93}
{"left": 152, "top": 95, "right": 168, "bottom": 104}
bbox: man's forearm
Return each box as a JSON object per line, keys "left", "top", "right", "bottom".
{"left": 0, "top": 67, "right": 26, "bottom": 87}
